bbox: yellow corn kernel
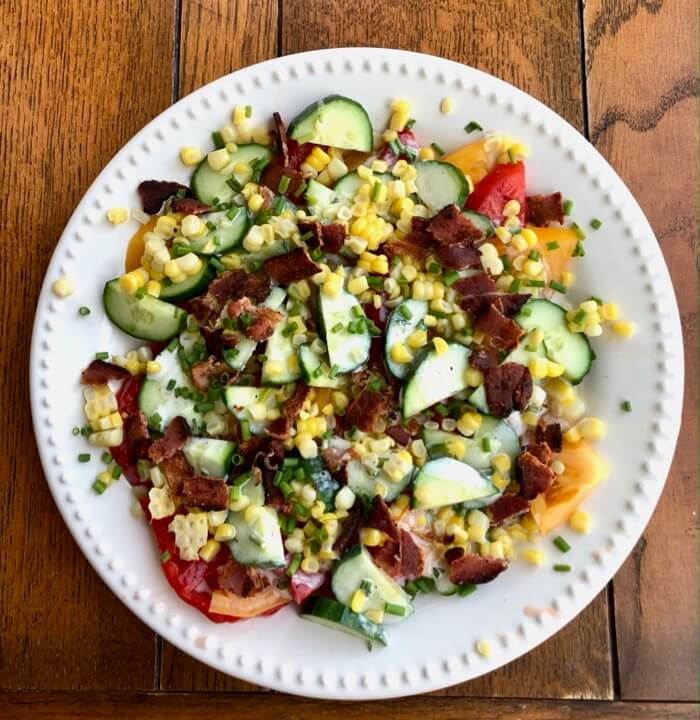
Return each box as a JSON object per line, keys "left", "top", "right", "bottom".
{"left": 577, "top": 417, "right": 607, "bottom": 441}
{"left": 503, "top": 199, "right": 521, "bottom": 217}
{"left": 371, "top": 255, "right": 389, "bottom": 274}
{"left": 207, "top": 147, "right": 230, "bottom": 172}
{"left": 511, "top": 234, "right": 528, "bottom": 252}
{"left": 332, "top": 391, "right": 349, "bottom": 412}
{"left": 447, "top": 439, "right": 466, "bottom": 459}
{"left": 350, "top": 589, "right": 367, "bottom": 613}
{"left": 179, "top": 146, "right": 204, "bottom": 166}
{"left": 432, "top": 337, "right": 448, "bottom": 355}
{"left": 440, "top": 96, "right": 455, "bottom": 114}
{"left": 528, "top": 356, "right": 549, "bottom": 380}
{"left": 382, "top": 129, "right": 398, "bottom": 142}
{"left": 305, "top": 146, "right": 331, "bottom": 172}
{"left": 390, "top": 98, "right": 411, "bottom": 113}
{"left": 518, "top": 227, "right": 536, "bottom": 246}
{"left": 465, "top": 368, "right": 484, "bottom": 387}
{"left": 522, "top": 548, "right": 545, "bottom": 566}
{"left": 106, "top": 207, "right": 129, "bottom": 225}
{"left": 390, "top": 342, "right": 413, "bottom": 364}
{"left": 600, "top": 303, "right": 618, "bottom": 321}
{"left": 247, "top": 193, "right": 264, "bottom": 213}
{"left": 563, "top": 426, "right": 581, "bottom": 444}
{"left": 569, "top": 508, "right": 591, "bottom": 534}
{"left": 322, "top": 273, "right": 343, "bottom": 298}
{"left": 347, "top": 275, "right": 369, "bottom": 295}
{"left": 301, "top": 557, "right": 320, "bottom": 574}
{"left": 214, "top": 523, "right": 236, "bottom": 542}
{"left": 522, "top": 411, "right": 539, "bottom": 427}
{"left": 491, "top": 453, "right": 511, "bottom": 474}
{"left": 418, "top": 146, "right": 435, "bottom": 161}
{"left": 457, "top": 412, "right": 482, "bottom": 436}
{"left": 404, "top": 329, "right": 426, "bottom": 350}
{"left": 145, "top": 361, "right": 161, "bottom": 375}
{"left": 526, "top": 328, "right": 544, "bottom": 351}
{"left": 495, "top": 226, "right": 511, "bottom": 244}
{"left": 492, "top": 473, "right": 509, "bottom": 491}
{"left": 366, "top": 608, "right": 385, "bottom": 624}
{"left": 612, "top": 321, "right": 636, "bottom": 338}
{"left": 199, "top": 540, "right": 221, "bottom": 563}
{"left": 361, "top": 528, "right": 383, "bottom": 547}
{"left": 468, "top": 526, "right": 487, "bottom": 544}
{"left": 144, "top": 280, "right": 161, "bottom": 298}
{"left": 389, "top": 110, "right": 409, "bottom": 131}
{"left": 475, "top": 639, "right": 491, "bottom": 657}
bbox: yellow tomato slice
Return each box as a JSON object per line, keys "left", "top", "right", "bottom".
{"left": 444, "top": 138, "right": 498, "bottom": 185}
{"left": 209, "top": 587, "right": 289, "bottom": 618}
{"left": 529, "top": 441, "right": 608, "bottom": 534}
{"left": 124, "top": 216, "right": 157, "bottom": 272}
{"left": 528, "top": 226, "right": 578, "bottom": 283}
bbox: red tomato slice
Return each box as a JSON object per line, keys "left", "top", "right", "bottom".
{"left": 465, "top": 160, "right": 527, "bottom": 225}
{"left": 110, "top": 376, "right": 144, "bottom": 485}
{"left": 209, "top": 588, "right": 289, "bottom": 619}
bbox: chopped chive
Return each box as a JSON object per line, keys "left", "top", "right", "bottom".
{"left": 427, "top": 261, "right": 442, "bottom": 275}
{"left": 72, "top": 426, "right": 80, "bottom": 435}
{"left": 553, "top": 535, "right": 571, "bottom": 553}
{"left": 226, "top": 176, "right": 241, "bottom": 192}
{"left": 481, "top": 437, "right": 491, "bottom": 452}
{"left": 256, "top": 354, "right": 268, "bottom": 363}
{"left": 621, "top": 400, "right": 632, "bottom": 412}
{"left": 398, "top": 304, "right": 413, "bottom": 320}
{"left": 388, "top": 138, "right": 402, "bottom": 156}
{"left": 101, "top": 452, "right": 112, "bottom": 464}
{"left": 405, "top": 117, "right": 416, "bottom": 129}
{"left": 167, "top": 337, "right": 178, "bottom": 352}
{"left": 458, "top": 583, "right": 477, "bottom": 597}
{"left": 300, "top": 230, "right": 314, "bottom": 242}
{"left": 366, "top": 319, "right": 381, "bottom": 336}
{"left": 500, "top": 254, "right": 512, "bottom": 271}
{"left": 430, "top": 142, "right": 445, "bottom": 156}
{"left": 194, "top": 401, "right": 214, "bottom": 413}
{"left": 160, "top": 550, "right": 171, "bottom": 563}
{"left": 404, "top": 580, "right": 418, "bottom": 596}
{"left": 415, "top": 577, "right": 435, "bottom": 593}
{"left": 573, "top": 308, "right": 587, "bottom": 324}
{"left": 78, "top": 453, "right": 91, "bottom": 463}
{"left": 550, "top": 280, "right": 567, "bottom": 293}
{"left": 590, "top": 218, "right": 602, "bottom": 230}
{"left": 464, "top": 121, "right": 482, "bottom": 133}
{"left": 366, "top": 276, "right": 383, "bottom": 290}
{"left": 526, "top": 279, "right": 546, "bottom": 288}
{"left": 282, "top": 321, "right": 299, "bottom": 337}
{"left": 294, "top": 467, "right": 306, "bottom": 482}
{"left": 230, "top": 453, "right": 243, "bottom": 466}
{"left": 92, "top": 479, "right": 107, "bottom": 495}
{"left": 528, "top": 250, "right": 540, "bottom": 261}
{"left": 370, "top": 181, "right": 382, "bottom": 202}
{"left": 78, "top": 306, "right": 91, "bottom": 316}
{"left": 229, "top": 485, "right": 241, "bottom": 502}
{"left": 519, "top": 306, "right": 532, "bottom": 317}
{"left": 546, "top": 241, "right": 560, "bottom": 250}
{"left": 443, "top": 269, "right": 459, "bottom": 286}
{"left": 226, "top": 207, "right": 240, "bottom": 220}
{"left": 509, "top": 278, "right": 522, "bottom": 293}
{"left": 175, "top": 188, "right": 188, "bottom": 199}
{"left": 240, "top": 419, "right": 251, "bottom": 441}
{"left": 245, "top": 104, "right": 252, "bottom": 118}
{"left": 294, "top": 180, "right": 308, "bottom": 197}
{"left": 211, "top": 131, "right": 224, "bottom": 149}
{"left": 507, "top": 148, "right": 516, "bottom": 163}
{"left": 279, "top": 480, "right": 293, "bottom": 498}
{"left": 278, "top": 175, "right": 290, "bottom": 194}
{"left": 331, "top": 322, "right": 344, "bottom": 333}
{"left": 384, "top": 602, "right": 407, "bottom": 617}
{"left": 248, "top": 260, "right": 262, "bottom": 272}
{"left": 553, "top": 564, "right": 571, "bottom": 572}
{"left": 206, "top": 220, "right": 217, "bottom": 232}
{"left": 310, "top": 247, "right": 323, "bottom": 261}
{"left": 80, "top": 426, "right": 91, "bottom": 436}
{"left": 95, "top": 351, "right": 109, "bottom": 360}
{"left": 570, "top": 222, "right": 586, "bottom": 241}
{"left": 367, "top": 377, "right": 383, "bottom": 392}
{"left": 294, "top": 503, "right": 308, "bottom": 519}
{"left": 165, "top": 379, "right": 176, "bottom": 392}
{"left": 351, "top": 305, "right": 364, "bottom": 319}
{"left": 149, "top": 413, "right": 162, "bottom": 430}
{"left": 435, "top": 403, "right": 449, "bottom": 417}
{"left": 573, "top": 240, "right": 586, "bottom": 257}
{"left": 562, "top": 199, "right": 574, "bottom": 216}
{"left": 329, "top": 364, "right": 340, "bottom": 379}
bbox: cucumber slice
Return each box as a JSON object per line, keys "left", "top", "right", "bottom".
{"left": 384, "top": 299, "right": 429, "bottom": 379}
{"left": 414, "top": 161, "right": 470, "bottom": 213}
{"left": 304, "top": 178, "right": 342, "bottom": 217}
{"left": 103, "top": 280, "right": 186, "bottom": 342}
{"left": 261, "top": 308, "right": 303, "bottom": 385}
{"left": 515, "top": 299, "right": 594, "bottom": 384}
{"left": 188, "top": 208, "right": 249, "bottom": 255}
{"left": 434, "top": 570, "right": 459, "bottom": 596}
{"left": 318, "top": 287, "right": 371, "bottom": 373}
{"left": 190, "top": 144, "right": 272, "bottom": 205}
{"left": 236, "top": 239, "right": 291, "bottom": 268}
{"left": 402, "top": 342, "right": 471, "bottom": 419}
{"left": 158, "top": 261, "right": 215, "bottom": 302}
{"left": 288, "top": 95, "right": 373, "bottom": 152}
{"left": 345, "top": 459, "right": 412, "bottom": 503}
{"left": 412, "top": 457, "right": 499, "bottom": 510}
{"left": 301, "top": 457, "right": 340, "bottom": 508}
{"left": 183, "top": 438, "right": 236, "bottom": 477}
{"left": 301, "top": 597, "right": 388, "bottom": 647}
{"left": 138, "top": 345, "right": 203, "bottom": 431}
{"left": 297, "top": 345, "right": 344, "bottom": 388}
{"left": 224, "top": 385, "right": 278, "bottom": 434}
{"left": 334, "top": 171, "right": 393, "bottom": 202}
{"left": 422, "top": 416, "right": 520, "bottom": 472}
{"left": 228, "top": 474, "right": 284, "bottom": 568}
{"left": 468, "top": 384, "right": 489, "bottom": 414}
{"left": 332, "top": 545, "right": 413, "bottom": 624}
{"left": 222, "top": 287, "right": 287, "bottom": 371}
{"left": 462, "top": 210, "right": 495, "bottom": 237}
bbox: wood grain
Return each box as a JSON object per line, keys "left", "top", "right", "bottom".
{"left": 584, "top": 0, "right": 699, "bottom": 702}
{"left": 159, "top": 0, "right": 278, "bottom": 690}
{"left": 0, "top": 0, "right": 176, "bottom": 690}
{"left": 3, "top": 692, "right": 698, "bottom": 720}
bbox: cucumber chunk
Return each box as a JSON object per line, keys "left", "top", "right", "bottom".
{"left": 261, "top": 307, "right": 303, "bottom": 385}
{"left": 297, "top": 345, "right": 344, "bottom": 388}
{"left": 301, "top": 597, "right": 388, "bottom": 647}
{"left": 103, "top": 280, "right": 186, "bottom": 342}
{"left": 345, "top": 459, "right": 412, "bottom": 503}
{"left": 402, "top": 342, "right": 471, "bottom": 419}
{"left": 414, "top": 161, "right": 470, "bottom": 212}
{"left": 188, "top": 208, "right": 249, "bottom": 255}
{"left": 224, "top": 386, "right": 278, "bottom": 435}
{"left": 158, "top": 261, "right": 215, "bottom": 302}
{"left": 332, "top": 545, "right": 413, "bottom": 624}
{"left": 190, "top": 144, "right": 272, "bottom": 205}
{"left": 334, "top": 170, "right": 394, "bottom": 202}
{"left": 183, "top": 438, "right": 236, "bottom": 477}
{"left": 288, "top": 95, "right": 373, "bottom": 152}
{"left": 384, "top": 299, "right": 429, "bottom": 379}
{"left": 462, "top": 210, "right": 495, "bottom": 236}
{"left": 318, "top": 287, "right": 371, "bottom": 373}
{"left": 412, "top": 457, "right": 499, "bottom": 510}
{"left": 304, "top": 178, "right": 342, "bottom": 217}
{"left": 516, "top": 299, "right": 593, "bottom": 384}
{"left": 301, "top": 456, "right": 340, "bottom": 508}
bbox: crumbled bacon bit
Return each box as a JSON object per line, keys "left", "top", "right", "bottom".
{"left": 433, "top": 240, "right": 482, "bottom": 270}
{"left": 399, "top": 530, "right": 424, "bottom": 580}
{"left": 333, "top": 501, "right": 363, "bottom": 554}
{"left": 320, "top": 446, "right": 356, "bottom": 481}
{"left": 385, "top": 426, "right": 412, "bottom": 446}
{"left": 147, "top": 416, "right": 190, "bottom": 463}
{"left": 366, "top": 496, "right": 400, "bottom": 541}
{"left": 535, "top": 421, "right": 563, "bottom": 452}
{"left": 428, "top": 204, "right": 484, "bottom": 245}
{"left": 170, "top": 197, "right": 212, "bottom": 215}
{"left": 181, "top": 474, "right": 229, "bottom": 509}
{"left": 526, "top": 192, "right": 564, "bottom": 226}
{"left": 160, "top": 451, "right": 192, "bottom": 495}
{"left": 484, "top": 362, "right": 533, "bottom": 418}
{"left": 297, "top": 220, "right": 347, "bottom": 254}
{"left": 124, "top": 411, "right": 150, "bottom": 463}
{"left": 190, "top": 356, "right": 232, "bottom": 392}
{"left": 228, "top": 297, "right": 283, "bottom": 343}
{"left": 452, "top": 272, "right": 498, "bottom": 296}
{"left": 447, "top": 550, "right": 507, "bottom": 585}
{"left": 473, "top": 304, "right": 523, "bottom": 352}
{"left": 80, "top": 359, "right": 131, "bottom": 385}
{"left": 263, "top": 248, "right": 321, "bottom": 285}
{"left": 345, "top": 388, "right": 392, "bottom": 433}
{"left": 488, "top": 494, "right": 530, "bottom": 525}
{"left": 137, "top": 180, "right": 189, "bottom": 214}
{"left": 470, "top": 347, "right": 500, "bottom": 371}
{"left": 517, "top": 446, "right": 555, "bottom": 500}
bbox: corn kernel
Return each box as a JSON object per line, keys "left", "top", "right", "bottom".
{"left": 390, "top": 98, "right": 411, "bottom": 113}
{"left": 522, "top": 548, "right": 545, "bottom": 566}
{"left": 180, "top": 146, "right": 204, "bottom": 166}
{"left": 347, "top": 275, "right": 369, "bottom": 295}
{"left": 569, "top": 509, "right": 591, "bottom": 534}
{"left": 322, "top": 273, "right": 343, "bottom": 298}
{"left": 468, "top": 526, "right": 487, "bottom": 544}
{"left": 432, "top": 337, "right": 448, "bottom": 355}
{"left": 350, "top": 589, "right": 367, "bottom": 613}
{"left": 447, "top": 439, "right": 466, "bottom": 459}
{"left": 199, "top": 539, "right": 221, "bottom": 563}
{"left": 612, "top": 321, "right": 636, "bottom": 338}
{"left": 440, "top": 96, "right": 455, "bottom": 114}
{"left": 465, "top": 367, "right": 484, "bottom": 387}
{"left": 418, "top": 146, "right": 436, "bottom": 161}
{"left": 503, "top": 199, "right": 521, "bottom": 217}
{"left": 522, "top": 411, "right": 539, "bottom": 427}
{"left": 207, "top": 148, "right": 230, "bottom": 172}
{"left": 52, "top": 276, "right": 75, "bottom": 298}
{"left": 577, "top": 417, "right": 607, "bottom": 441}
{"left": 457, "top": 412, "right": 482, "bottom": 436}
{"left": 475, "top": 639, "right": 491, "bottom": 657}
{"left": 361, "top": 528, "right": 383, "bottom": 547}
{"left": 563, "top": 427, "right": 581, "bottom": 443}
{"left": 214, "top": 523, "right": 236, "bottom": 542}
{"left": 301, "top": 557, "right": 320, "bottom": 574}
{"left": 491, "top": 454, "right": 511, "bottom": 474}
{"left": 390, "top": 342, "right": 412, "bottom": 364}
{"left": 382, "top": 129, "right": 398, "bottom": 142}
{"left": 528, "top": 356, "right": 549, "bottom": 380}
{"left": 366, "top": 608, "right": 385, "bottom": 624}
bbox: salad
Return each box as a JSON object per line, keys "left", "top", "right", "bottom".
{"left": 68, "top": 94, "right": 635, "bottom": 648}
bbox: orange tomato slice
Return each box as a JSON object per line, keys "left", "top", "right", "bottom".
{"left": 124, "top": 216, "right": 157, "bottom": 272}
{"left": 528, "top": 226, "right": 578, "bottom": 283}
{"left": 209, "top": 587, "right": 289, "bottom": 618}
{"left": 443, "top": 137, "right": 499, "bottom": 185}
{"left": 529, "top": 441, "right": 608, "bottom": 534}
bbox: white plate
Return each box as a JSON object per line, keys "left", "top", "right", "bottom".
{"left": 30, "top": 48, "right": 683, "bottom": 699}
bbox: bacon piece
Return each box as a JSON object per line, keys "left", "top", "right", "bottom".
{"left": 160, "top": 451, "right": 192, "bottom": 495}
{"left": 321, "top": 446, "right": 356, "bottom": 481}
{"left": 369, "top": 531, "right": 424, "bottom": 580}
{"left": 517, "top": 446, "right": 555, "bottom": 500}
{"left": 345, "top": 388, "right": 392, "bottom": 433}
{"left": 137, "top": 180, "right": 189, "bottom": 214}
{"left": 182, "top": 474, "right": 229, "bottom": 509}
{"left": 170, "top": 197, "right": 212, "bottom": 215}
{"left": 385, "top": 426, "right": 411, "bottom": 446}
{"left": 526, "top": 192, "right": 563, "bottom": 226}
{"left": 434, "top": 240, "right": 481, "bottom": 270}
{"left": 460, "top": 292, "right": 527, "bottom": 318}
{"left": 452, "top": 272, "right": 498, "bottom": 297}
{"left": 260, "top": 164, "right": 306, "bottom": 201}
{"left": 80, "top": 359, "right": 130, "bottom": 385}
{"left": 484, "top": 362, "right": 533, "bottom": 418}
{"left": 217, "top": 558, "right": 268, "bottom": 597}
{"left": 498, "top": 293, "right": 531, "bottom": 317}
{"left": 366, "top": 496, "right": 400, "bottom": 541}
{"left": 263, "top": 248, "right": 320, "bottom": 285}
{"left": 400, "top": 530, "right": 424, "bottom": 580}
{"left": 470, "top": 347, "right": 500, "bottom": 371}
{"left": 238, "top": 435, "right": 267, "bottom": 460}
{"left": 428, "top": 204, "right": 484, "bottom": 245}
{"left": 535, "top": 421, "right": 563, "bottom": 452}
{"left": 474, "top": 304, "right": 523, "bottom": 352}
{"left": 368, "top": 539, "right": 402, "bottom": 577}
{"left": 250, "top": 439, "right": 291, "bottom": 513}
{"left": 267, "top": 383, "right": 310, "bottom": 440}
{"left": 265, "top": 416, "right": 291, "bottom": 440}
{"left": 405, "top": 216, "right": 434, "bottom": 247}
{"left": 333, "top": 501, "right": 363, "bottom": 554}
{"left": 124, "top": 411, "right": 150, "bottom": 463}
{"left": 447, "top": 550, "right": 507, "bottom": 585}
{"left": 384, "top": 238, "right": 429, "bottom": 261}
{"left": 297, "top": 220, "right": 347, "bottom": 253}
{"left": 190, "top": 356, "right": 231, "bottom": 392}
{"left": 189, "top": 270, "right": 271, "bottom": 326}
{"left": 147, "top": 416, "right": 190, "bottom": 463}
{"left": 228, "top": 297, "right": 283, "bottom": 342}
{"left": 488, "top": 494, "right": 530, "bottom": 525}
{"left": 528, "top": 441, "right": 552, "bottom": 466}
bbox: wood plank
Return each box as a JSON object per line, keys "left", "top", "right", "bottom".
{"left": 3, "top": 692, "right": 698, "bottom": 720}
{"left": 0, "top": 0, "right": 176, "bottom": 690}
{"left": 584, "top": 0, "right": 699, "bottom": 702}
{"left": 159, "top": 0, "right": 278, "bottom": 690}
{"left": 282, "top": 0, "right": 612, "bottom": 700}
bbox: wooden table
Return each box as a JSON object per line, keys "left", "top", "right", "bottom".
{"left": 1, "top": 1, "right": 697, "bottom": 717}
